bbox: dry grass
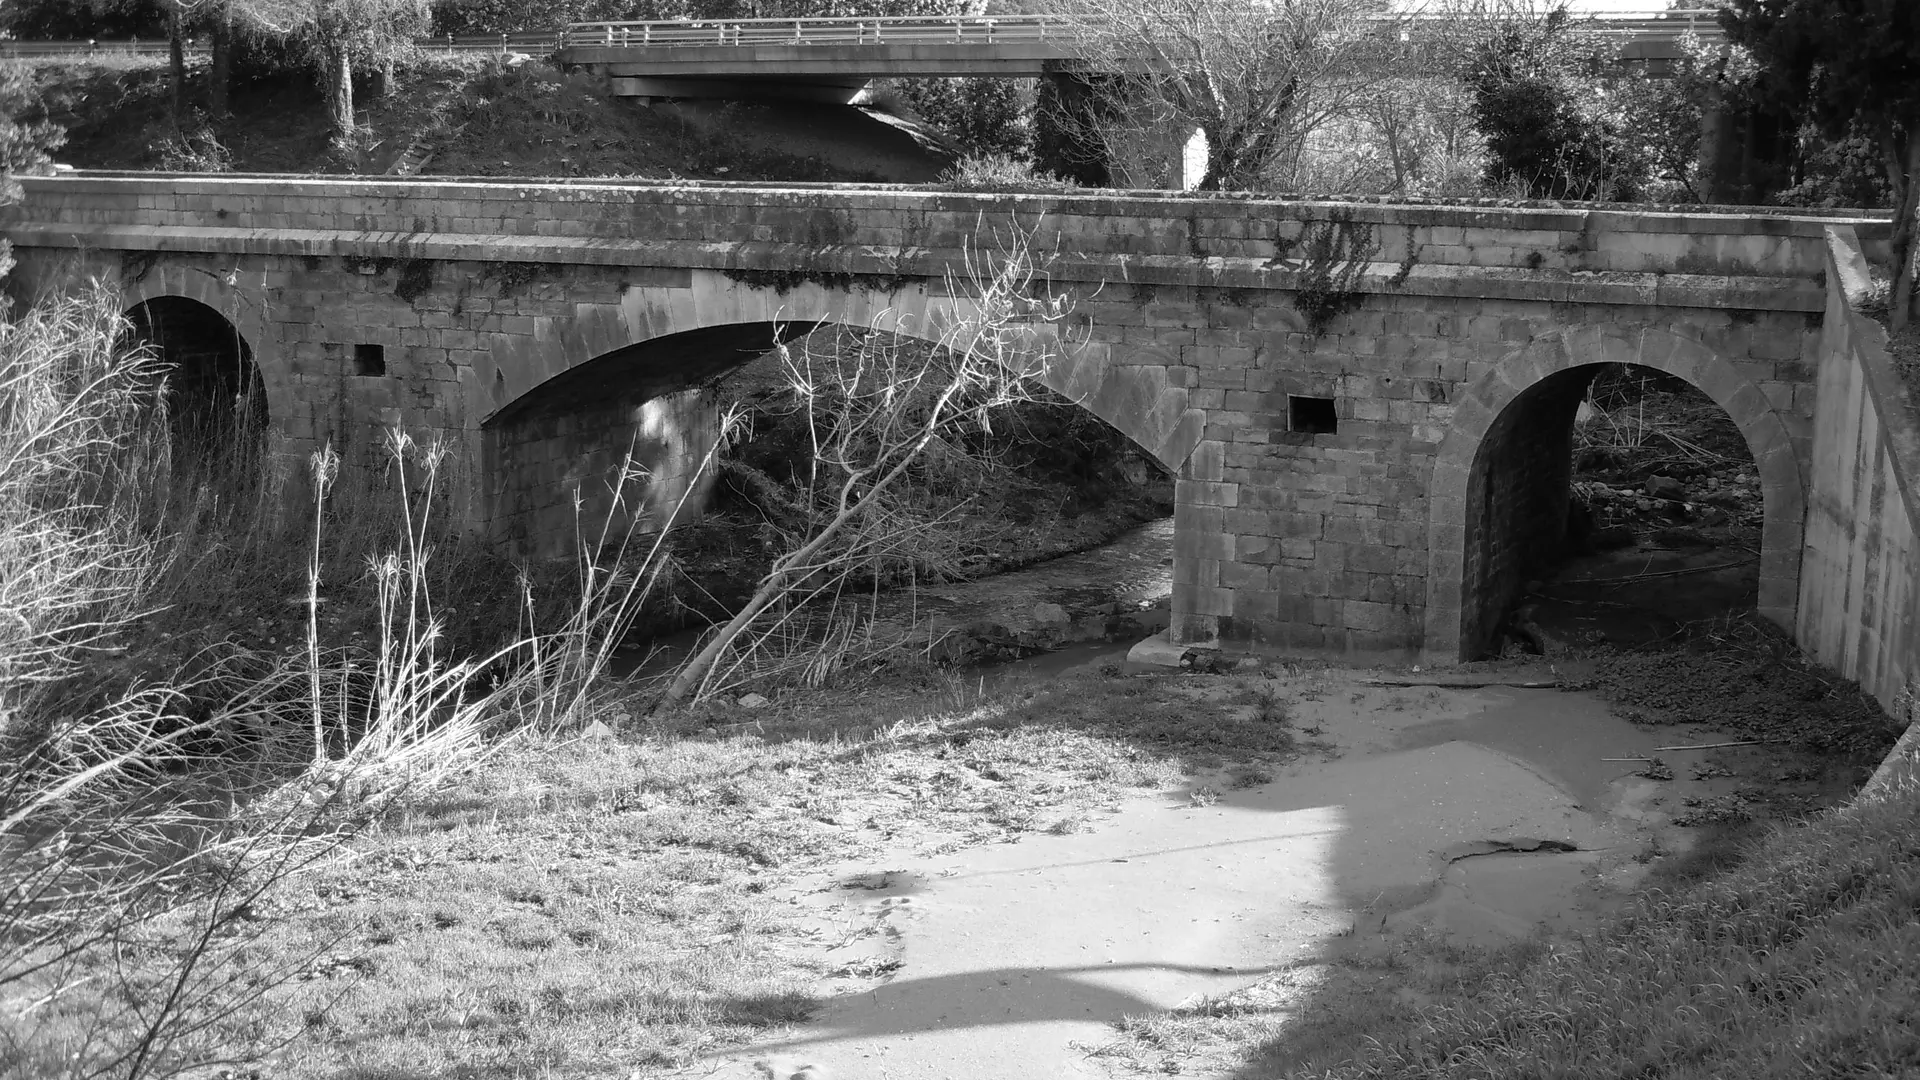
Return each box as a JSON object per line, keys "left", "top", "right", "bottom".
{"left": 157, "top": 670, "right": 1305, "bottom": 1077}
{"left": 0, "top": 288, "right": 635, "bottom": 1077}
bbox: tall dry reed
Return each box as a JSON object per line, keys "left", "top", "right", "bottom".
{"left": 0, "top": 284, "right": 631, "bottom": 1076}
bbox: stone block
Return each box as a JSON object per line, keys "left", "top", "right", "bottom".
{"left": 1221, "top": 561, "right": 1272, "bottom": 591}
{"left": 1177, "top": 583, "right": 1235, "bottom": 617}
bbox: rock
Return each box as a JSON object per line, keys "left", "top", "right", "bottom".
{"left": 738, "top": 693, "right": 771, "bottom": 710}
{"left": 580, "top": 719, "right": 615, "bottom": 741}
{"left": 753, "top": 1059, "right": 830, "bottom": 1080}
{"left": 1644, "top": 474, "right": 1687, "bottom": 500}
{"left": 1030, "top": 602, "right": 1071, "bottom": 625}
{"left": 1695, "top": 506, "right": 1729, "bottom": 526}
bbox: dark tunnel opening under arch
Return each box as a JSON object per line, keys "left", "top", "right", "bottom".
{"left": 481, "top": 320, "right": 1176, "bottom": 575}
{"left": 122, "top": 295, "right": 269, "bottom": 472}
{"left": 482, "top": 320, "right": 824, "bottom": 559}
{"left": 1461, "top": 362, "right": 1764, "bottom": 661}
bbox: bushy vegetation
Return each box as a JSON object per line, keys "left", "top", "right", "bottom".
{"left": 876, "top": 75, "right": 1036, "bottom": 161}
{"left": 1459, "top": 8, "right": 1645, "bottom": 200}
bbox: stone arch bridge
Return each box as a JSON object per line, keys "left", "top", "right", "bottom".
{"left": 2, "top": 174, "right": 1905, "bottom": 684}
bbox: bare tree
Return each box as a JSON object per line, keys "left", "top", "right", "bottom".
{"left": 1038, "top": 0, "right": 1394, "bottom": 191}
{"left": 660, "top": 227, "right": 1073, "bottom": 706}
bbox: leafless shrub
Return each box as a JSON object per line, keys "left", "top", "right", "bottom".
{"left": 660, "top": 223, "right": 1075, "bottom": 705}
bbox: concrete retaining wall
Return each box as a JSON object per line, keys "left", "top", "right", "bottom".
{"left": 1796, "top": 226, "right": 1920, "bottom": 721}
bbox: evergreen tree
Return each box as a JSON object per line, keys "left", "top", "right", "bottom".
{"left": 1456, "top": 5, "right": 1646, "bottom": 201}
{"left": 0, "top": 62, "right": 66, "bottom": 290}
{"left": 1722, "top": 0, "right": 1920, "bottom": 326}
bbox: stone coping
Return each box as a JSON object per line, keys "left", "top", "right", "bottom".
{"left": 16, "top": 173, "right": 1892, "bottom": 237}
{"left": 5, "top": 222, "right": 1827, "bottom": 311}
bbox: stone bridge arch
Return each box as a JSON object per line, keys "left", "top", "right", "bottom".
{"left": 117, "top": 269, "right": 277, "bottom": 478}
{"left": 118, "top": 266, "right": 284, "bottom": 421}
{"left": 1423, "top": 325, "right": 1807, "bottom": 663}
{"left": 480, "top": 270, "right": 1206, "bottom": 555}
{"left": 481, "top": 270, "right": 1204, "bottom": 470}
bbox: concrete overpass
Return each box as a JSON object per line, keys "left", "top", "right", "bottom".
{"left": 555, "top": 10, "right": 1729, "bottom": 99}
{"left": 1, "top": 175, "right": 1911, "bottom": 709}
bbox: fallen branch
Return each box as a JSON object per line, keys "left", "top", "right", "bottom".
{"left": 1651, "top": 739, "right": 1775, "bottom": 751}
{"left": 1558, "top": 558, "right": 1758, "bottom": 587}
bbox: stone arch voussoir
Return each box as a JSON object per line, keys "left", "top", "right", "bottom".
{"left": 1422, "top": 325, "right": 1808, "bottom": 664}
{"left": 503, "top": 270, "right": 1205, "bottom": 473}
{"left": 119, "top": 265, "right": 288, "bottom": 443}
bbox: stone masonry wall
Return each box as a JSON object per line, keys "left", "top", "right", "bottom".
{"left": 2, "top": 176, "right": 1887, "bottom": 660}
{"left": 1458, "top": 369, "right": 1591, "bottom": 659}
{"left": 1165, "top": 292, "right": 1819, "bottom": 659}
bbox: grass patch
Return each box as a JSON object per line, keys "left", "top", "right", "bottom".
{"left": 1248, "top": 774, "right": 1920, "bottom": 1079}
{"left": 1104, "top": 776, "right": 1920, "bottom": 1080}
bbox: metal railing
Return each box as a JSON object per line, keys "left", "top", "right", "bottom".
{"left": 559, "top": 9, "right": 1724, "bottom": 50}
{"left": 0, "top": 39, "right": 202, "bottom": 57}
{"left": 0, "top": 32, "right": 564, "bottom": 59}
{"left": 0, "top": 9, "right": 1727, "bottom": 61}
{"left": 562, "top": 15, "right": 1058, "bottom": 49}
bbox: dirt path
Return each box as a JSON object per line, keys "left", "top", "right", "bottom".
{"left": 688, "top": 671, "right": 1850, "bottom": 1080}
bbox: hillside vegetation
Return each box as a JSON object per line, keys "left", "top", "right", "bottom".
{"left": 25, "top": 50, "right": 951, "bottom": 181}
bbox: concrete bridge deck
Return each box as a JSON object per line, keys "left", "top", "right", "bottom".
{"left": 2, "top": 175, "right": 1907, "bottom": 703}
{"left": 555, "top": 9, "right": 1727, "bottom": 93}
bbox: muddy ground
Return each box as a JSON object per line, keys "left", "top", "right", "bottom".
{"left": 694, "top": 665, "right": 1862, "bottom": 1080}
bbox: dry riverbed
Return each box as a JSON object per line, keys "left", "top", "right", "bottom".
{"left": 186, "top": 644, "right": 1886, "bottom": 1080}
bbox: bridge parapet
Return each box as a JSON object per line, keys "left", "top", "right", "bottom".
{"left": 3, "top": 174, "right": 1885, "bottom": 314}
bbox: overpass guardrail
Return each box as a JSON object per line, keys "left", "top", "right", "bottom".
{"left": 0, "top": 9, "right": 1727, "bottom": 61}
{"left": 557, "top": 10, "right": 1725, "bottom": 49}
